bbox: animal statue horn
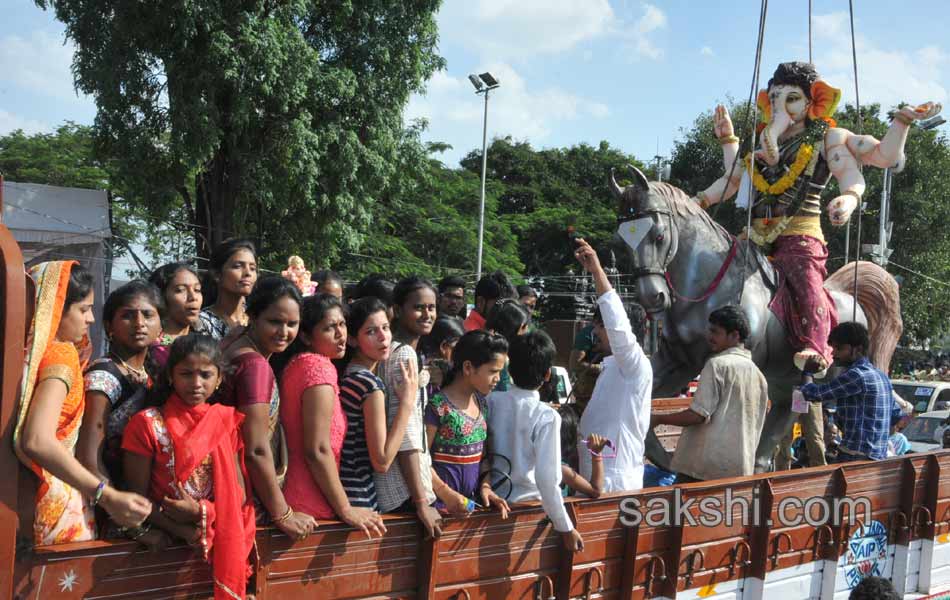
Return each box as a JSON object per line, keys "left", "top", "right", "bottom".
{"left": 609, "top": 168, "right": 623, "bottom": 200}
{"left": 627, "top": 164, "right": 650, "bottom": 190}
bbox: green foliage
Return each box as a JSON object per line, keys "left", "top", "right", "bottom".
{"left": 459, "top": 138, "right": 646, "bottom": 276}
{"left": 668, "top": 100, "right": 950, "bottom": 344}
{"left": 36, "top": 0, "right": 445, "bottom": 272}
{"left": 0, "top": 123, "right": 108, "bottom": 189}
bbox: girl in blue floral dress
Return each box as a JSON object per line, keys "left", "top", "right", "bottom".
{"left": 424, "top": 331, "right": 510, "bottom": 516}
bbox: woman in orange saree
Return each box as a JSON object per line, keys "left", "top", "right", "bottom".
{"left": 14, "top": 260, "right": 151, "bottom": 545}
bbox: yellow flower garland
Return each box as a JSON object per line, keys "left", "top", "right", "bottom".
{"left": 744, "top": 142, "right": 814, "bottom": 197}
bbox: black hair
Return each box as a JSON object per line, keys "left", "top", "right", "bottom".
{"left": 103, "top": 280, "right": 164, "bottom": 326}
{"left": 559, "top": 404, "right": 581, "bottom": 463}
{"left": 438, "top": 275, "right": 467, "bottom": 294}
{"left": 847, "top": 576, "right": 899, "bottom": 600}
{"left": 312, "top": 269, "right": 342, "bottom": 286}
{"left": 148, "top": 262, "right": 200, "bottom": 296}
{"left": 767, "top": 62, "right": 820, "bottom": 100}
{"left": 354, "top": 274, "right": 395, "bottom": 306}
{"left": 245, "top": 275, "right": 303, "bottom": 319}
{"left": 444, "top": 330, "right": 509, "bottom": 388}
{"left": 420, "top": 316, "right": 465, "bottom": 358}
{"left": 148, "top": 333, "right": 224, "bottom": 407}
{"left": 272, "top": 293, "right": 344, "bottom": 377}
{"left": 709, "top": 305, "right": 751, "bottom": 343}
{"left": 474, "top": 271, "right": 516, "bottom": 302}
{"left": 508, "top": 330, "right": 557, "bottom": 390}
{"left": 203, "top": 238, "right": 257, "bottom": 307}
{"left": 516, "top": 284, "right": 537, "bottom": 299}
{"left": 828, "top": 322, "right": 870, "bottom": 353}
{"left": 337, "top": 296, "right": 389, "bottom": 375}
{"left": 485, "top": 299, "right": 530, "bottom": 342}
{"left": 392, "top": 276, "right": 437, "bottom": 309}
{"left": 64, "top": 262, "right": 95, "bottom": 311}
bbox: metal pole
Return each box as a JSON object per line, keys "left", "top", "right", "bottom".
{"left": 878, "top": 168, "right": 889, "bottom": 266}
{"left": 475, "top": 89, "right": 490, "bottom": 280}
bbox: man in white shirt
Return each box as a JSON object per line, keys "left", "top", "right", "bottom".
{"left": 574, "top": 238, "right": 653, "bottom": 492}
{"left": 487, "top": 330, "right": 585, "bottom": 552}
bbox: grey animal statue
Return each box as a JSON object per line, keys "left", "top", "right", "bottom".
{"left": 608, "top": 165, "right": 903, "bottom": 472}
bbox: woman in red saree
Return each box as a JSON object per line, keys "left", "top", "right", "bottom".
{"left": 123, "top": 334, "right": 256, "bottom": 600}
{"left": 15, "top": 260, "right": 151, "bottom": 545}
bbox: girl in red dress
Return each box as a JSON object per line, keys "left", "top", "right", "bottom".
{"left": 122, "top": 334, "right": 256, "bottom": 600}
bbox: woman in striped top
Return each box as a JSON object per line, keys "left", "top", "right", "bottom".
{"left": 339, "top": 297, "right": 418, "bottom": 509}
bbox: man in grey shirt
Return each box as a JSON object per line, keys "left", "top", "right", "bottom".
{"left": 650, "top": 305, "right": 769, "bottom": 482}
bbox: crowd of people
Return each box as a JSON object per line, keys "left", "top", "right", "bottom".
{"left": 13, "top": 236, "right": 913, "bottom": 599}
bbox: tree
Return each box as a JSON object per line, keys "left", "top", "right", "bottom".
{"left": 459, "top": 138, "right": 647, "bottom": 276}
{"left": 668, "top": 100, "right": 950, "bottom": 344}
{"left": 37, "top": 0, "right": 445, "bottom": 269}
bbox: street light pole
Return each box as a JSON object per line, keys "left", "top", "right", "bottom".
{"left": 469, "top": 71, "right": 500, "bottom": 281}
{"left": 476, "top": 88, "right": 491, "bottom": 281}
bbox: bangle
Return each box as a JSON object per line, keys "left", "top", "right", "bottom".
{"left": 894, "top": 113, "right": 913, "bottom": 127}
{"left": 272, "top": 505, "right": 294, "bottom": 525}
{"left": 719, "top": 134, "right": 740, "bottom": 145}
{"left": 591, "top": 455, "right": 603, "bottom": 461}
{"left": 124, "top": 523, "right": 151, "bottom": 540}
{"left": 842, "top": 189, "right": 861, "bottom": 201}
{"left": 92, "top": 480, "right": 107, "bottom": 506}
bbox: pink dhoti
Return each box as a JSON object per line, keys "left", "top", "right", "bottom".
{"left": 768, "top": 235, "right": 838, "bottom": 365}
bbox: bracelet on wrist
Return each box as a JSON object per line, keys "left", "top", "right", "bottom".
{"left": 272, "top": 505, "right": 294, "bottom": 525}
{"left": 718, "top": 134, "right": 740, "bottom": 145}
{"left": 91, "top": 480, "right": 108, "bottom": 506}
{"left": 894, "top": 114, "right": 913, "bottom": 127}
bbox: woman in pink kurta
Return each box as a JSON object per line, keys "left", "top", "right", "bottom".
{"left": 275, "top": 293, "right": 386, "bottom": 537}
{"left": 279, "top": 351, "right": 346, "bottom": 518}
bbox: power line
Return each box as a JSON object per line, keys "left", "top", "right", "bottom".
{"left": 888, "top": 260, "right": 950, "bottom": 289}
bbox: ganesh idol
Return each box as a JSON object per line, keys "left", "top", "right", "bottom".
{"left": 697, "top": 61, "right": 941, "bottom": 373}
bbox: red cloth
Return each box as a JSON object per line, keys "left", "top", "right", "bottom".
{"left": 768, "top": 235, "right": 838, "bottom": 365}
{"left": 122, "top": 397, "right": 255, "bottom": 600}
{"left": 216, "top": 352, "right": 275, "bottom": 408}
{"left": 279, "top": 353, "right": 347, "bottom": 519}
{"left": 463, "top": 310, "right": 486, "bottom": 332}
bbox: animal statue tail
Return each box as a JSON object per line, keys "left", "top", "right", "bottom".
{"left": 825, "top": 261, "right": 903, "bottom": 373}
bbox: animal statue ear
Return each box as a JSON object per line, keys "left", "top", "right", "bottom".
{"left": 808, "top": 80, "right": 841, "bottom": 124}
{"left": 756, "top": 89, "right": 770, "bottom": 133}
{"left": 626, "top": 164, "right": 650, "bottom": 191}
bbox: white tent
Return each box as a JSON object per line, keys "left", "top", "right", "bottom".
{"left": 1, "top": 180, "right": 111, "bottom": 354}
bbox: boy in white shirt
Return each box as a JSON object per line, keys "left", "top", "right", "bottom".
{"left": 574, "top": 238, "right": 653, "bottom": 491}
{"left": 487, "top": 330, "right": 585, "bottom": 552}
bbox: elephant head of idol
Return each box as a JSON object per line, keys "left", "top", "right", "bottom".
{"left": 756, "top": 62, "right": 841, "bottom": 166}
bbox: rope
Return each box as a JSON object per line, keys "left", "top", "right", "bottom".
{"left": 848, "top": 0, "right": 863, "bottom": 320}
{"left": 734, "top": 0, "right": 769, "bottom": 306}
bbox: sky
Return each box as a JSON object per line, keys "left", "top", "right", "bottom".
{"left": 3, "top": 0, "right": 950, "bottom": 170}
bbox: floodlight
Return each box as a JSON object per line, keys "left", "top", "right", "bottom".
{"left": 919, "top": 115, "right": 946, "bottom": 130}
{"left": 478, "top": 72, "right": 499, "bottom": 88}
{"left": 468, "top": 74, "right": 484, "bottom": 91}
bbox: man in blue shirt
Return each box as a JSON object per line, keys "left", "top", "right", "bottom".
{"left": 801, "top": 322, "right": 899, "bottom": 462}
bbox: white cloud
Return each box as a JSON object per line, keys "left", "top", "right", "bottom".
{"left": 615, "top": 3, "right": 669, "bottom": 61}
{"left": 0, "top": 109, "right": 51, "bottom": 135}
{"left": 438, "top": 0, "right": 614, "bottom": 58}
{"left": 0, "top": 31, "right": 87, "bottom": 102}
{"left": 407, "top": 63, "right": 610, "bottom": 147}
{"left": 700, "top": 46, "right": 714, "bottom": 57}
{"left": 811, "top": 12, "right": 948, "bottom": 111}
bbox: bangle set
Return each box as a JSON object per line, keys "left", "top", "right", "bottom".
{"left": 719, "top": 134, "right": 740, "bottom": 145}
{"left": 894, "top": 113, "right": 913, "bottom": 127}
{"left": 273, "top": 505, "right": 294, "bottom": 525}
{"left": 586, "top": 438, "right": 618, "bottom": 459}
